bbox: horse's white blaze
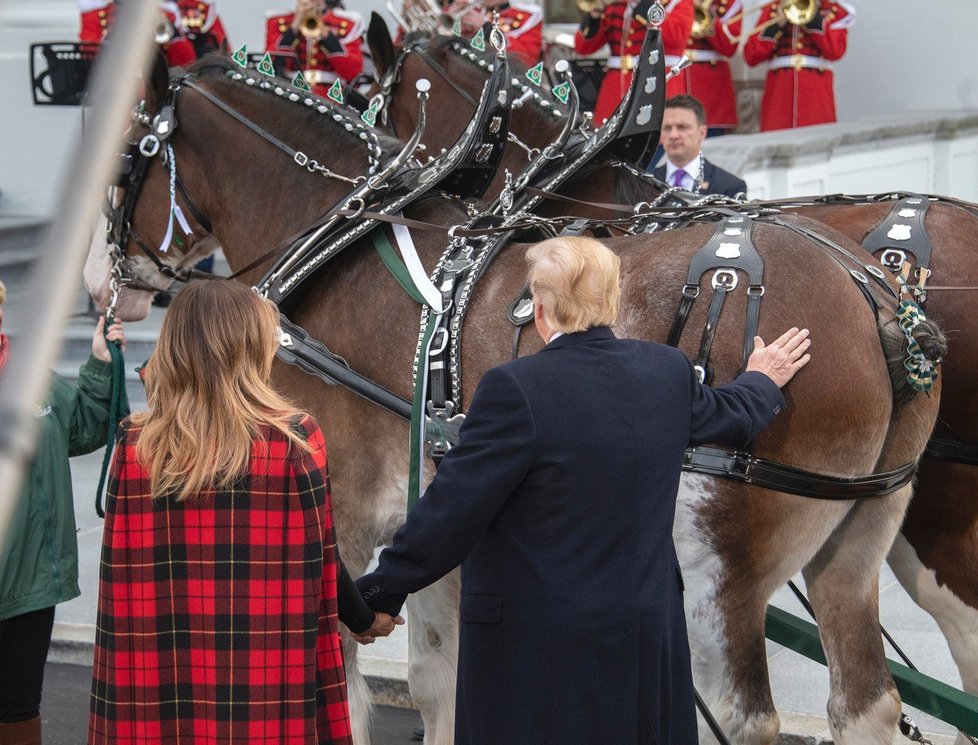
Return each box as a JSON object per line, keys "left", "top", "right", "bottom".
{"left": 827, "top": 688, "right": 901, "bottom": 745}
{"left": 889, "top": 533, "right": 978, "bottom": 694}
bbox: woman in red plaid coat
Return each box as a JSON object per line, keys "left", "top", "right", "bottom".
{"left": 89, "top": 281, "right": 399, "bottom": 745}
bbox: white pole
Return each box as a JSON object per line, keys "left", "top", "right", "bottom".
{"left": 0, "top": 1, "right": 159, "bottom": 555}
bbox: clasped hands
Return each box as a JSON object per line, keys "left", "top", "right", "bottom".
{"left": 351, "top": 612, "right": 405, "bottom": 645}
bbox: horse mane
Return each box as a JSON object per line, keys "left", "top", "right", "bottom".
{"left": 185, "top": 53, "right": 404, "bottom": 164}
{"left": 423, "top": 35, "right": 565, "bottom": 139}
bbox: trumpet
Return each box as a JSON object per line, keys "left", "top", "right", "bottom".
{"left": 780, "top": 0, "right": 817, "bottom": 25}
{"left": 298, "top": 6, "right": 327, "bottom": 38}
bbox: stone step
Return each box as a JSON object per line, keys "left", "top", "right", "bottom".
{"left": 0, "top": 217, "right": 47, "bottom": 287}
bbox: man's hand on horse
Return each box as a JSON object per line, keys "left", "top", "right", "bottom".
{"left": 746, "top": 327, "right": 811, "bottom": 388}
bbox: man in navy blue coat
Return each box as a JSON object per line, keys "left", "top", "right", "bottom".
{"left": 356, "top": 237, "right": 811, "bottom": 744}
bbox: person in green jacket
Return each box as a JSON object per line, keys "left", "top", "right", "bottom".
{"left": 0, "top": 278, "right": 126, "bottom": 745}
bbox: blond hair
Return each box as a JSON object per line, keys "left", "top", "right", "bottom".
{"left": 525, "top": 237, "right": 620, "bottom": 333}
{"left": 132, "top": 281, "right": 310, "bottom": 501}
{"left": 0, "top": 278, "right": 6, "bottom": 305}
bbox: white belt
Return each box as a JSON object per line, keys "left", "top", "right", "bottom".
{"left": 768, "top": 55, "right": 833, "bottom": 72}
{"left": 304, "top": 69, "right": 339, "bottom": 84}
{"left": 667, "top": 50, "right": 724, "bottom": 65}
{"left": 606, "top": 55, "right": 637, "bottom": 71}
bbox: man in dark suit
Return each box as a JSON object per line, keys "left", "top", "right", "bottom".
{"left": 651, "top": 94, "right": 748, "bottom": 198}
{"left": 356, "top": 237, "right": 810, "bottom": 744}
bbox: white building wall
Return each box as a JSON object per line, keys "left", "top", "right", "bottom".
{"left": 1, "top": 0, "right": 977, "bottom": 216}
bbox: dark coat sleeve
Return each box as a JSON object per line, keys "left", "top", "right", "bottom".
{"left": 356, "top": 366, "right": 536, "bottom": 616}
{"left": 686, "top": 357, "right": 785, "bottom": 448}
{"left": 336, "top": 555, "right": 375, "bottom": 634}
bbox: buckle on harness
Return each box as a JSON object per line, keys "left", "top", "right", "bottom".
{"left": 425, "top": 400, "right": 465, "bottom": 460}
{"left": 711, "top": 269, "right": 738, "bottom": 291}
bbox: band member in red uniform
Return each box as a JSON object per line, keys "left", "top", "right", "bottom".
{"left": 453, "top": 0, "right": 544, "bottom": 66}
{"left": 266, "top": 0, "right": 364, "bottom": 96}
{"left": 78, "top": 1, "right": 197, "bottom": 67}
{"left": 743, "top": 0, "right": 854, "bottom": 131}
{"left": 671, "top": 0, "right": 741, "bottom": 134}
{"left": 174, "top": 0, "right": 230, "bottom": 58}
{"left": 574, "top": 0, "right": 694, "bottom": 125}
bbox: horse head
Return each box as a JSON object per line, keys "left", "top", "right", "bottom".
{"left": 86, "top": 52, "right": 404, "bottom": 321}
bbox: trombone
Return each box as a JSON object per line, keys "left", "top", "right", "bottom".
{"left": 723, "top": 0, "right": 819, "bottom": 37}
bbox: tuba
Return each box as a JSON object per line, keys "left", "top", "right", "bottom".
{"left": 690, "top": 0, "right": 714, "bottom": 38}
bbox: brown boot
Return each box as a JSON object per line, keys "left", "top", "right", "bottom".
{"left": 0, "top": 716, "right": 42, "bottom": 745}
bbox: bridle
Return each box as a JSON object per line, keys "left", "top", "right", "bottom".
{"left": 102, "top": 67, "right": 385, "bottom": 318}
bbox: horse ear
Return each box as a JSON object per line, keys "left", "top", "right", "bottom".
{"left": 367, "top": 12, "right": 397, "bottom": 78}
{"left": 218, "top": 37, "right": 230, "bottom": 56}
{"left": 143, "top": 50, "right": 170, "bottom": 116}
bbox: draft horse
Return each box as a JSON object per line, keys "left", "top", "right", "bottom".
{"left": 371, "top": 29, "right": 978, "bottom": 742}
{"left": 85, "top": 56, "right": 945, "bottom": 745}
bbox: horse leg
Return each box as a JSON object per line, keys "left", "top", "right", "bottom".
{"left": 676, "top": 476, "right": 849, "bottom": 745}
{"left": 801, "top": 485, "right": 912, "bottom": 744}
{"left": 406, "top": 571, "right": 461, "bottom": 745}
{"left": 889, "top": 461, "right": 978, "bottom": 745}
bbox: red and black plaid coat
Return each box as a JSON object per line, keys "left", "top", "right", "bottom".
{"left": 89, "top": 414, "right": 353, "bottom": 745}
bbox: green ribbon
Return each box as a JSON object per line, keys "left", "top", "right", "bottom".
{"left": 371, "top": 230, "right": 427, "bottom": 305}
{"left": 408, "top": 318, "right": 438, "bottom": 509}
{"left": 895, "top": 299, "right": 940, "bottom": 392}
{"left": 95, "top": 318, "right": 131, "bottom": 518}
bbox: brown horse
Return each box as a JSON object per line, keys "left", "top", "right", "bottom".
{"left": 367, "top": 28, "right": 666, "bottom": 217}
{"left": 787, "top": 199, "right": 978, "bottom": 745}
{"left": 372, "top": 32, "right": 978, "bottom": 741}
{"left": 84, "top": 57, "right": 944, "bottom": 745}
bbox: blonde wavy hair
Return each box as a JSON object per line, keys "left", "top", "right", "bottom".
{"left": 526, "top": 236, "right": 621, "bottom": 333}
{"left": 0, "top": 277, "right": 6, "bottom": 305}
{"left": 132, "top": 281, "right": 310, "bottom": 501}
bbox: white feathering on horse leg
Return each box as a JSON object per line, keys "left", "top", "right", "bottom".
{"left": 888, "top": 533, "right": 978, "bottom": 698}
{"left": 406, "top": 572, "right": 461, "bottom": 745}
{"left": 827, "top": 688, "right": 902, "bottom": 745}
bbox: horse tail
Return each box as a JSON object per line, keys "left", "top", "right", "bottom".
{"left": 879, "top": 313, "right": 947, "bottom": 404}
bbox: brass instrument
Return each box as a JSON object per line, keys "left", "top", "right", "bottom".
{"left": 298, "top": 6, "right": 326, "bottom": 38}
{"left": 690, "top": 0, "right": 714, "bottom": 38}
{"left": 575, "top": 0, "right": 604, "bottom": 14}
{"left": 781, "top": 0, "right": 817, "bottom": 26}
{"left": 154, "top": 13, "right": 175, "bottom": 44}
{"left": 724, "top": 0, "right": 820, "bottom": 32}
{"left": 387, "top": 0, "right": 481, "bottom": 35}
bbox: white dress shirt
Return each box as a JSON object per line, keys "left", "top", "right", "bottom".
{"left": 665, "top": 154, "right": 702, "bottom": 192}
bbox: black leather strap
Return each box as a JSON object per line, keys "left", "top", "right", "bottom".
{"left": 694, "top": 285, "right": 728, "bottom": 384}
{"left": 924, "top": 435, "right": 978, "bottom": 467}
{"left": 683, "top": 447, "right": 917, "bottom": 500}
{"left": 862, "top": 195, "right": 934, "bottom": 275}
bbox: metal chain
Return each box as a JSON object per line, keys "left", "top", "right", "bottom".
{"left": 507, "top": 132, "right": 540, "bottom": 160}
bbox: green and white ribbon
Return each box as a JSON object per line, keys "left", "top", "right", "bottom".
{"left": 896, "top": 300, "right": 939, "bottom": 392}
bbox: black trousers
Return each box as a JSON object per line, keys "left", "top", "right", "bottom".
{"left": 0, "top": 606, "right": 56, "bottom": 722}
